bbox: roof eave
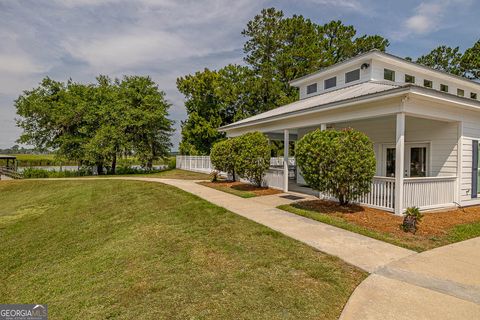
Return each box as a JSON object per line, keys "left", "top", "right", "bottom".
{"left": 219, "top": 86, "right": 410, "bottom": 132}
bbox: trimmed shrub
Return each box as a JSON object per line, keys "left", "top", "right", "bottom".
{"left": 210, "top": 138, "right": 238, "bottom": 180}
{"left": 235, "top": 132, "right": 270, "bottom": 187}
{"left": 167, "top": 156, "right": 176, "bottom": 170}
{"left": 22, "top": 167, "right": 93, "bottom": 178}
{"left": 296, "top": 128, "right": 376, "bottom": 205}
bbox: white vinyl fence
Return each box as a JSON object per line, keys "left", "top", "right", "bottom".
{"left": 176, "top": 155, "right": 213, "bottom": 174}
{"left": 177, "top": 155, "right": 285, "bottom": 189}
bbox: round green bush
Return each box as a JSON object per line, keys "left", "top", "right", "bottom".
{"left": 235, "top": 132, "right": 270, "bottom": 187}
{"left": 296, "top": 129, "right": 376, "bottom": 205}
{"left": 210, "top": 138, "right": 238, "bottom": 180}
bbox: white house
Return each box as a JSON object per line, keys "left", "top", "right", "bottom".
{"left": 218, "top": 50, "right": 480, "bottom": 215}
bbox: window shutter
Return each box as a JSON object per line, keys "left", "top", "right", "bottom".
{"left": 472, "top": 140, "right": 478, "bottom": 198}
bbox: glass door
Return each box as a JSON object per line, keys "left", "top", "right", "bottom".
{"left": 407, "top": 146, "right": 428, "bottom": 177}
{"left": 383, "top": 143, "right": 429, "bottom": 177}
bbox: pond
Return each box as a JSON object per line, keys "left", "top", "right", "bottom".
{"left": 17, "top": 165, "right": 167, "bottom": 172}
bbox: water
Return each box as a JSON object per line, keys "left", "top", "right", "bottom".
{"left": 17, "top": 165, "right": 167, "bottom": 172}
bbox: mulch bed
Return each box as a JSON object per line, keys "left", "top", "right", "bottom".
{"left": 292, "top": 200, "right": 480, "bottom": 237}
{"left": 201, "top": 181, "right": 282, "bottom": 196}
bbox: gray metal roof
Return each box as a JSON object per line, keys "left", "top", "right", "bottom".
{"left": 289, "top": 49, "right": 480, "bottom": 88}
{"left": 220, "top": 81, "right": 404, "bottom": 130}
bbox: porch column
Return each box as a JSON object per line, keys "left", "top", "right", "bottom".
{"left": 283, "top": 129, "right": 289, "bottom": 192}
{"left": 395, "top": 113, "right": 405, "bottom": 215}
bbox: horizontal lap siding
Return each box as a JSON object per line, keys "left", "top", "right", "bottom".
{"left": 461, "top": 118, "right": 480, "bottom": 203}
{"left": 333, "top": 116, "right": 458, "bottom": 177}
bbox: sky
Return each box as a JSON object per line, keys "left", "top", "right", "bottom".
{"left": 0, "top": 0, "right": 478, "bottom": 150}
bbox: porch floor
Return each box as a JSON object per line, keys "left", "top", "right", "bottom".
{"left": 288, "top": 180, "right": 319, "bottom": 197}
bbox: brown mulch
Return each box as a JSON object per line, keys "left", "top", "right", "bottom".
{"left": 293, "top": 200, "right": 480, "bottom": 237}
{"left": 201, "top": 181, "right": 282, "bottom": 196}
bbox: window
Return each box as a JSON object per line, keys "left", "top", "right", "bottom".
{"left": 473, "top": 140, "right": 479, "bottom": 198}
{"left": 405, "top": 74, "right": 415, "bottom": 83}
{"left": 424, "top": 79, "right": 433, "bottom": 88}
{"left": 471, "top": 92, "right": 478, "bottom": 100}
{"left": 306, "top": 83, "right": 317, "bottom": 94}
{"left": 324, "top": 77, "right": 336, "bottom": 89}
{"left": 457, "top": 88, "right": 465, "bottom": 97}
{"left": 386, "top": 148, "right": 396, "bottom": 177}
{"left": 440, "top": 84, "right": 448, "bottom": 92}
{"left": 384, "top": 69, "right": 395, "bottom": 81}
{"left": 409, "top": 147, "right": 427, "bottom": 177}
{"left": 345, "top": 69, "right": 360, "bottom": 83}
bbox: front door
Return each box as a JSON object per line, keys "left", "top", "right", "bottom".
{"left": 383, "top": 143, "right": 429, "bottom": 177}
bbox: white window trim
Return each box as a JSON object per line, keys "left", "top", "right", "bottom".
{"left": 381, "top": 142, "right": 431, "bottom": 177}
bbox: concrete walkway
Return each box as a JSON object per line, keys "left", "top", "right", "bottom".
{"left": 150, "top": 178, "right": 415, "bottom": 273}
{"left": 340, "top": 237, "right": 480, "bottom": 319}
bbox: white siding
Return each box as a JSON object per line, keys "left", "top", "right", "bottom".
{"left": 371, "top": 59, "right": 479, "bottom": 100}
{"left": 461, "top": 115, "right": 480, "bottom": 204}
{"left": 299, "top": 59, "right": 372, "bottom": 99}
{"left": 332, "top": 116, "right": 458, "bottom": 177}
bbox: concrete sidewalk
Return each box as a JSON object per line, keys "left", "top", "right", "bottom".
{"left": 152, "top": 178, "right": 415, "bottom": 273}
{"left": 340, "top": 237, "right": 480, "bottom": 319}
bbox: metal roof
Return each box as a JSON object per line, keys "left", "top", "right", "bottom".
{"left": 220, "top": 81, "right": 404, "bottom": 130}
{"left": 289, "top": 49, "right": 480, "bottom": 88}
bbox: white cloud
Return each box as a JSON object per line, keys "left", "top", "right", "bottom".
{"left": 394, "top": 0, "right": 473, "bottom": 39}
{"left": 61, "top": 0, "right": 264, "bottom": 73}
{"left": 305, "top": 0, "right": 362, "bottom": 11}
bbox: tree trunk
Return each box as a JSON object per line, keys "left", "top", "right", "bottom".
{"left": 97, "top": 163, "right": 103, "bottom": 175}
{"left": 111, "top": 154, "right": 117, "bottom": 175}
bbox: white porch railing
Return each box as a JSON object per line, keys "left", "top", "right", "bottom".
{"left": 177, "top": 155, "right": 457, "bottom": 212}
{"left": 263, "top": 168, "right": 284, "bottom": 190}
{"left": 324, "top": 176, "right": 457, "bottom": 212}
{"left": 404, "top": 176, "right": 457, "bottom": 210}
{"left": 358, "top": 177, "right": 396, "bottom": 211}
{"left": 269, "top": 157, "right": 296, "bottom": 166}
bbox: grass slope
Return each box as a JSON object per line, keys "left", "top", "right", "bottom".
{"left": 0, "top": 180, "right": 365, "bottom": 319}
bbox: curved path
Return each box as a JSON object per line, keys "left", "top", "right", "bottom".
{"left": 36, "top": 177, "right": 480, "bottom": 319}
{"left": 340, "top": 237, "right": 480, "bottom": 319}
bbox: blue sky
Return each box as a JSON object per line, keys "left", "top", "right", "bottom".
{"left": 0, "top": 0, "right": 478, "bottom": 150}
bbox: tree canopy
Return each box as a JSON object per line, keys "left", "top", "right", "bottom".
{"left": 15, "top": 75, "right": 173, "bottom": 173}
{"left": 178, "top": 7, "right": 389, "bottom": 155}
{"left": 415, "top": 40, "right": 480, "bottom": 79}
{"left": 177, "top": 7, "right": 478, "bottom": 156}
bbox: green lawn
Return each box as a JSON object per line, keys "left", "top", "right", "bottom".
{"left": 279, "top": 203, "right": 480, "bottom": 252}
{"left": 0, "top": 180, "right": 365, "bottom": 319}
{"left": 133, "top": 168, "right": 210, "bottom": 180}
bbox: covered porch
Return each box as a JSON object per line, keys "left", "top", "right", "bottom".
{"left": 266, "top": 113, "right": 460, "bottom": 214}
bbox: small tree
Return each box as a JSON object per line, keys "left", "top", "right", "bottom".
{"left": 296, "top": 129, "right": 376, "bottom": 205}
{"left": 235, "top": 132, "right": 270, "bottom": 187}
{"left": 210, "top": 138, "right": 238, "bottom": 181}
